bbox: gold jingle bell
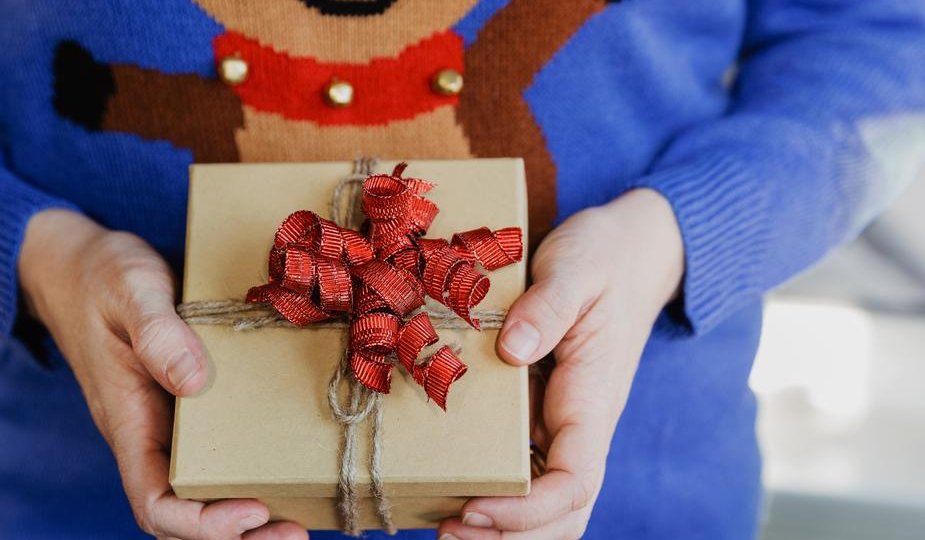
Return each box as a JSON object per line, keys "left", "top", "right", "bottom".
{"left": 218, "top": 56, "right": 248, "bottom": 86}
{"left": 324, "top": 79, "right": 354, "bottom": 108}
{"left": 432, "top": 68, "right": 464, "bottom": 96}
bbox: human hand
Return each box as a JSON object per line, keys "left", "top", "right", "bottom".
{"left": 18, "top": 209, "right": 308, "bottom": 540}
{"left": 438, "top": 189, "right": 684, "bottom": 539}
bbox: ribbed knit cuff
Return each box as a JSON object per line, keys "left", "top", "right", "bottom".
{"left": 0, "top": 174, "right": 79, "bottom": 335}
{"left": 628, "top": 155, "right": 771, "bottom": 337}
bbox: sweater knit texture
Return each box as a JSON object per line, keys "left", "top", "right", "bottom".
{"left": 2, "top": 1, "right": 925, "bottom": 539}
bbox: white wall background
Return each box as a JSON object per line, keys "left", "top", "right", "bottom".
{"left": 756, "top": 174, "right": 925, "bottom": 539}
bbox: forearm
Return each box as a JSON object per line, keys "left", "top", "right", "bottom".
{"left": 632, "top": 0, "right": 925, "bottom": 335}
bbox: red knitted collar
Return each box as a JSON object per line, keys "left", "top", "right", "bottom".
{"left": 213, "top": 30, "right": 464, "bottom": 126}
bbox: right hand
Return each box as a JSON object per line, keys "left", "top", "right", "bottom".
{"left": 18, "top": 209, "right": 308, "bottom": 540}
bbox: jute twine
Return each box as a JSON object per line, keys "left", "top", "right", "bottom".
{"left": 177, "top": 158, "right": 506, "bottom": 535}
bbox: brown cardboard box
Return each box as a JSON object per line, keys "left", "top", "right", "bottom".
{"left": 170, "top": 159, "right": 530, "bottom": 531}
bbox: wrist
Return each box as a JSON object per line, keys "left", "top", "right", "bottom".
{"left": 600, "top": 188, "right": 684, "bottom": 310}
{"left": 18, "top": 209, "right": 106, "bottom": 323}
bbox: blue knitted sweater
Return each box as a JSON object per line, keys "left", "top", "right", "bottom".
{"left": 2, "top": 1, "right": 925, "bottom": 539}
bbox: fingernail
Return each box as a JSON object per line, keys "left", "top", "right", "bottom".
{"left": 439, "top": 534, "right": 460, "bottom": 540}
{"left": 238, "top": 512, "right": 268, "bottom": 532}
{"left": 462, "top": 512, "right": 494, "bottom": 528}
{"left": 166, "top": 350, "right": 200, "bottom": 391}
{"left": 501, "top": 321, "right": 540, "bottom": 362}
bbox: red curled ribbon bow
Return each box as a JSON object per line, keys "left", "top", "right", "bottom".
{"left": 246, "top": 163, "right": 523, "bottom": 410}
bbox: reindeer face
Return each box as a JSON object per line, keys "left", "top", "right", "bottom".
{"left": 194, "top": 0, "right": 479, "bottom": 62}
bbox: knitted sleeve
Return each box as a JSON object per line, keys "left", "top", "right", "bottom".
{"left": 0, "top": 163, "right": 78, "bottom": 335}
{"left": 631, "top": 0, "right": 925, "bottom": 336}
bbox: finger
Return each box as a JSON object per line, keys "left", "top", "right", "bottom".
{"left": 497, "top": 277, "right": 585, "bottom": 366}
{"left": 439, "top": 508, "right": 590, "bottom": 540}
{"left": 118, "top": 273, "right": 209, "bottom": 396}
{"left": 243, "top": 521, "right": 309, "bottom": 540}
{"left": 459, "top": 445, "right": 599, "bottom": 531}
{"left": 462, "top": 391, "right": 611, "bottom": 531}
{"left": 114, "top": 381, "right": 268, "bottom": 539}
{"left": 126, "top": 424, "right": 270, "bottom": 539}
{"left": 129, "top": 309, "right": 209, "bottom": 396}
{"left": 148, "top": 497, "right": 269, "bottom": 540}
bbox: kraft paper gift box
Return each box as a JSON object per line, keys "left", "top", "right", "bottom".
{"left": 170, "top": 159, "right": 531, "bottom": 531}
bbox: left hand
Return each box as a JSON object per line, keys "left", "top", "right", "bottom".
{"left": 438, "top": 189, "right": 684, "bottom": 539}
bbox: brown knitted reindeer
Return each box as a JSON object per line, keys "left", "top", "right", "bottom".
{"left": 53, "top": 0, "right": 617, "bottom": 244}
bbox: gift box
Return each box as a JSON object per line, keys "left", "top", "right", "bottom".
{"left": 170, "top": 159, "right": 530, "bottom": 531}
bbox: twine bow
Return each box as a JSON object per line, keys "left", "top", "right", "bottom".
{"left": 177, "top": 159, "right": 523, "bottom": 535}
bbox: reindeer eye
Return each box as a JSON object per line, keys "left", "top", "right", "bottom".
{"left": 300, "top": 0, "right": 399, "bottom": 16}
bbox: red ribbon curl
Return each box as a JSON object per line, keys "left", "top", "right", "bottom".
{"left": 246, "top": 163, "right": 523, "bottom": 410}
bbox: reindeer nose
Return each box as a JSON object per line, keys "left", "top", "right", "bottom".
{"left": 218, "top": 56, "right": 249, "bottom": 86}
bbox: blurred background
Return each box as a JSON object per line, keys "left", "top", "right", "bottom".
{"left": 755, "top": 174, "right": 925, "bottom": 539}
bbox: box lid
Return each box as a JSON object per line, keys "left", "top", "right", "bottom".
{"left": 170, "top": 159, "right": 530, "bottom": 499}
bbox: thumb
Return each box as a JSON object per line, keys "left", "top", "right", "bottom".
{"left": 120, "top": 280, "right": 209, "bottom": 397}
{"left": 497, "top": 277, "right": 586, "bottom": 366}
